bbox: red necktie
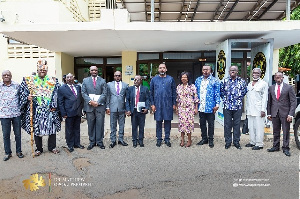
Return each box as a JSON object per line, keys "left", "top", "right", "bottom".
{"left": 136, "top": 87, "right": 140, "bottom": 107}
{"left": 93, "top": 77, "right": 96, "bottom": 88}
{"left": 277, "top": 84, "right": 280, "bottom": 100}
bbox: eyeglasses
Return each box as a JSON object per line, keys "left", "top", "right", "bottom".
{"left": 114, "top": 75, "right": 121, "bottom": 77}
{"left": 134, "top": 79, "right": 141, "bottom": 81}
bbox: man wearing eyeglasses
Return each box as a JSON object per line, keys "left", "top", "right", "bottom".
{"left": 125, "top": 75, "right": 150, "bottom": 147}
{"left": 106, "top": 71, "right": 129, "bottom": 148}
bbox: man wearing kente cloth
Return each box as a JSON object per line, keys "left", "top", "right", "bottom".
{"left": 20, "top": 60, "right": 61, "bottom": 156}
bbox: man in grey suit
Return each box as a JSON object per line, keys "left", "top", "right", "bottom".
{"left": 267, "top": 71, "right": 296, "bottom": 156}
{"left": 82, "top": 66, "right": 107, "bottom": 150}
{"left": 106, "top": 71, "right": 129, "bottom": 148}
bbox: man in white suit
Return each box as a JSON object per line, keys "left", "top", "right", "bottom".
{"left": 245, "top": 68, "right": 268, "bottom": 150}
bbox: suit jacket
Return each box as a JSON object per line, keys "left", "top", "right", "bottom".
{"left": 125, "top": 85, "right": 150, "bottom": 113}
{"left": 58, "top": 84, "right": 83, "bottom": 117}
{"left": 81, "top": 76, "right": 107, "bottom": 112}
{"left": 267, "top": 83, "right": 296, "bottom": 118}
{"left": 106, "top": 81, "right": 128, "bottom": 112}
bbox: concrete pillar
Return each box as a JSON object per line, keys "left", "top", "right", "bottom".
{"left": 272, "top": 49, "right": 279, "bottom": 75}
{"left": 55, "top": 52, "right": 74, "bottom": 83}
{"left": 0, "top": 35, "right": 8, "bottom": 73}
{"left": 122, "top": 51, "right": 137, "bottom": 86}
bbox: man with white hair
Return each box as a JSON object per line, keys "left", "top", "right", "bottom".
{"left": 245, "top": 68, "right": 268, "bottom": 150}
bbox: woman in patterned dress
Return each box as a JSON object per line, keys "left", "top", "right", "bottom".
{"left": 176, "top": 72, "right": 199, "bottom": 147}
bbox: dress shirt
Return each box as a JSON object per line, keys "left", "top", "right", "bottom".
{"left": 0, "top": 81, "right": 21, "bottom": 118}
{"left": 115, "top": 81, "right": 123, "bottom": 92}
{"left": 220, "top": 76, "right": 247, "bottom": 110}
{"left": 195, "top": 75, "right": 220, "bottom": 113}
{"left": 135, "top": 86, "right": 140, "bottom": 108}
{"left": 67, "top": 84, "right": 77, "bottom": 95}
{"left": 274, "top": 82, "right": 283, "bottom": 99}
{"left": 246, "top": 79, "right": 268, "bottom": 116}
{"left": 199, "top": 78, "right": 209, "bottom": 112}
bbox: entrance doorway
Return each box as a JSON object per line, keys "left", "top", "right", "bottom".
{"left": 74, "top": 57, "right": 122, "bottom": 83}
{"left": 138, "top": 61, "right": 216, "bottom": 85}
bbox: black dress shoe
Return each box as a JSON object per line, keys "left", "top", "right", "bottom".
{"left": 139, "top": 140, "right": 144, "bottom": 147}
{"left": 118, "top": 141, "right": 128, "bottom": 146}
{"left": 234, "top": 144, "right": 242, "bottom": 149}
{"left": 165, "top": 141, "right": 171, "bottom": 147}
{"left": 3, "top": 154, "right": 12, "bottom": 161}
{"left": 156, "top": 141, "right": 161, "bottom": 147}
{"left": 133, "top": 142, "right": 137, "bottom": 148}
{"left": 196, "top": 139, "right": 208, "bottom": 145}
{"left": 252, "top": 146, "right": 263, "bottom": 150}
{"left": 74, "top": 144, "right": 85, "bottom": 149}
{"left": 98, "top": 144, "right": 105, "bottom": 149}
{"left": 225, "top": 144, "right": 231, "bottom": 149}
{"left": 16, "top": 152, "right": 24, "bottom": 158}
{"left": 209, "top": 140, "right": 214, "bottom": 148}
{"left": 245, "top": 143, "right": 255, "bottom": 147}
{"left": 110, "top": 142, "right": 117, "bottom": 148}
{"left": 67, "top": 147, "right": 74, "bottom": 152}
{"left": 283, "top": 150, "right": 291, "bottom": 156}
{"left": 87, "top": 144, "right": 94, "bottom": 150}
{"left": 267, "top": 147, "right": 280, "bottom": 152}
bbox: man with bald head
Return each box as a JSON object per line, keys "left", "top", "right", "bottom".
{"left": 220, "top": 65, "right": 247, "bottom": 150}
{"left": 58, "top": 73, "right": 84, "bottom": 152}
{"left": 0, "top": 70, "right": 24, "bottom": 161}
{"left": 82, "top": 66, "right": 107, "bottom": 150}
{"left": 267, "top": 71, "right": 296, "bottom": 156}
{"left": 106, "top": 71, "right": 129, "bottom": 148}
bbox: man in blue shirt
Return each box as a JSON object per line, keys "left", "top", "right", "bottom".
{"left": 195, "top": 65, "right": 220, "bottom": 148}
{"left": 220, "top": 65, "right": 247, "bottom": 149}
{"left": 150, "top": 63, "right": 176, "bottom": 147}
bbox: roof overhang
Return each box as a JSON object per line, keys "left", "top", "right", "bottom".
{"left": 1, "top": 20, "right": 300, "bottom": 56}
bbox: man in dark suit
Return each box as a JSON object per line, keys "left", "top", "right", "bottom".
{"left": 125, "top": 75, "right": 150, "bottom": 147}
{"left": 58, "top": 73, "right": 84, "bottom": 152}
{"left": 106, "top": 71, "right": 129, "bottom": 148}
{"left": 82, "top": 66, "right": 107, "bottom": 150}
{"left": 267, "top": 71, "right": 296, "bottom": 156}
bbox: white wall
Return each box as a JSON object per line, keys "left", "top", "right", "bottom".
{"left": 0, "top": 0, "right": 77, "bottom": 25}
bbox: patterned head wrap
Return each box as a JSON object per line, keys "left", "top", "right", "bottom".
{"left": 37, "top": 59, "right": 48, "bottom": 71}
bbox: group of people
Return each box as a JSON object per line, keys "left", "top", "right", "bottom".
{"left": 0, "top": 60, "right": 297, "bottom": 161}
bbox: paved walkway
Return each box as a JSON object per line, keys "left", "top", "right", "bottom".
{"left": 80, "top": 113, "right": 293, "bottom": 141}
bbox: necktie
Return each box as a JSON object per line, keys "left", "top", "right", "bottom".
{"left": 277, "top": 84, "right": 280, "bottom": 100}
{"left": 93, "top": 77, "right": 96, "bottom": 88}
{"left": 136, "top": 87, "right": 140, "bottom": 107}
{"left": 70, "top": 85, "right": 77, "bottom": 97}
{"left": 117, "top": 82, "right": 120, "bottom": 95}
